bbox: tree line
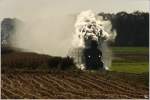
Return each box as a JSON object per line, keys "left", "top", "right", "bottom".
{"left": 98, "top": 11, "right": 149, "bottom": 47}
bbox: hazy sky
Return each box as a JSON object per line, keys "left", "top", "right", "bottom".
{"left": 0, "top": 0, "right": 149, "bottom": 18}
{"left": 0, "top": 0, "right": 149, "bottom": 21}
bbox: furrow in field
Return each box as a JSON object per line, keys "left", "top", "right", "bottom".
{"left": 81, "top": 73, "right": 143, "bottom": 95}
{"left": 46, "top": 75, "right": 87, "bottom": 91}
{"left": 89, "top": 74, "right": 141, "bottom": 94}
{"left": 14, "top": 74, "right": 54, "bottom": 98}
{"left": 82, "top": 73, "right": 147, "bottom": 98}
{"left": 41, "top": 75, "right": 96, "bottom": 98}
{"left": 42, "top": 75, "right": 90, "bottom": 98}
{"left": 1, "top": 88, "right": 23, "bottom": 99}
{"left": 1, "top": 72, "right": 148, "bottom": 99}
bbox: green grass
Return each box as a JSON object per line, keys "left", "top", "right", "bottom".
{"left": 112, "top": 47, "right": 149, "bottom": 54}
{"left": 110, "top": 47, "right": 149, "bottom": 73}
{"left": 110, "top": 62, "right": 149, "bottom": 73}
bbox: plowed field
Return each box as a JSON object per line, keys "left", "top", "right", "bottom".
{"left": 1, "top": 71, "right": 149, "bottom": 99}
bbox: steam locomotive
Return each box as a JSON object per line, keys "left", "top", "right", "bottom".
{"left": 82, "top": 40, "right": 104, "bottom": 70}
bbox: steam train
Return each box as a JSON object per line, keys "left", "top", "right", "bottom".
{"left": 82, "top": 40, "right": 104, "bottom": 70}
{"left": 69, "top": 40, "right": 104, "bottom": 70}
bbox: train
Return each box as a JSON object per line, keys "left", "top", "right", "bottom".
{"left": 82, "top": 40, "right": 104, "bottom": 70}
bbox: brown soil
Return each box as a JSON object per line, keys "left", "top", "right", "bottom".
{"left": 1, "top": 71, "right": 149, "bottom": 99}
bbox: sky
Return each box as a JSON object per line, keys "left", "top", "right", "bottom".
{"left": 0, "top": 0, "right": 149, "bottom": 18}
{"left": 0, "top": 0, "right": 149, "bottom": 56}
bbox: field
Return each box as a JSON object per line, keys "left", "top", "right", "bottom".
{"left": 1, "top": 71, "right": 149, "bottom": 99}
{"left": 111, "top": 47, "right": 149, "bottom": 73}
{"left": 1, "top": 47, "right": 149, "bottom": 99}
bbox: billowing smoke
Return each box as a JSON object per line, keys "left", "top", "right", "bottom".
{"left": 0, "top": 0, "right": 76, "bottom": 57}
{"left": 9, "top": 16, "right": 75, "bottom": 57}
{"left": 70, "top": 10, "right": 116, "bottom": 70}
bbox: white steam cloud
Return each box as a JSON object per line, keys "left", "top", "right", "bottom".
{"left": 0, "top": 0, "right": 75, "bottom": 56}
{"left": 10, "top": 16, "right": 75, "bottom": 56}
{"left": 72, "top": 10, "right": 111, "bottom": 48}
{"left": 70, "top": 10, "right": 116, "bottom": 70}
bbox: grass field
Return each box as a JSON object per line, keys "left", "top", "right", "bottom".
{"left": 110, "top": 47, "right": 149, "bottom": 73}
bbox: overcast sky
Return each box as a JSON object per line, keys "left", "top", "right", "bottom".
{"left": 0, "top": 0, "right": 149, "bottom": 18}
